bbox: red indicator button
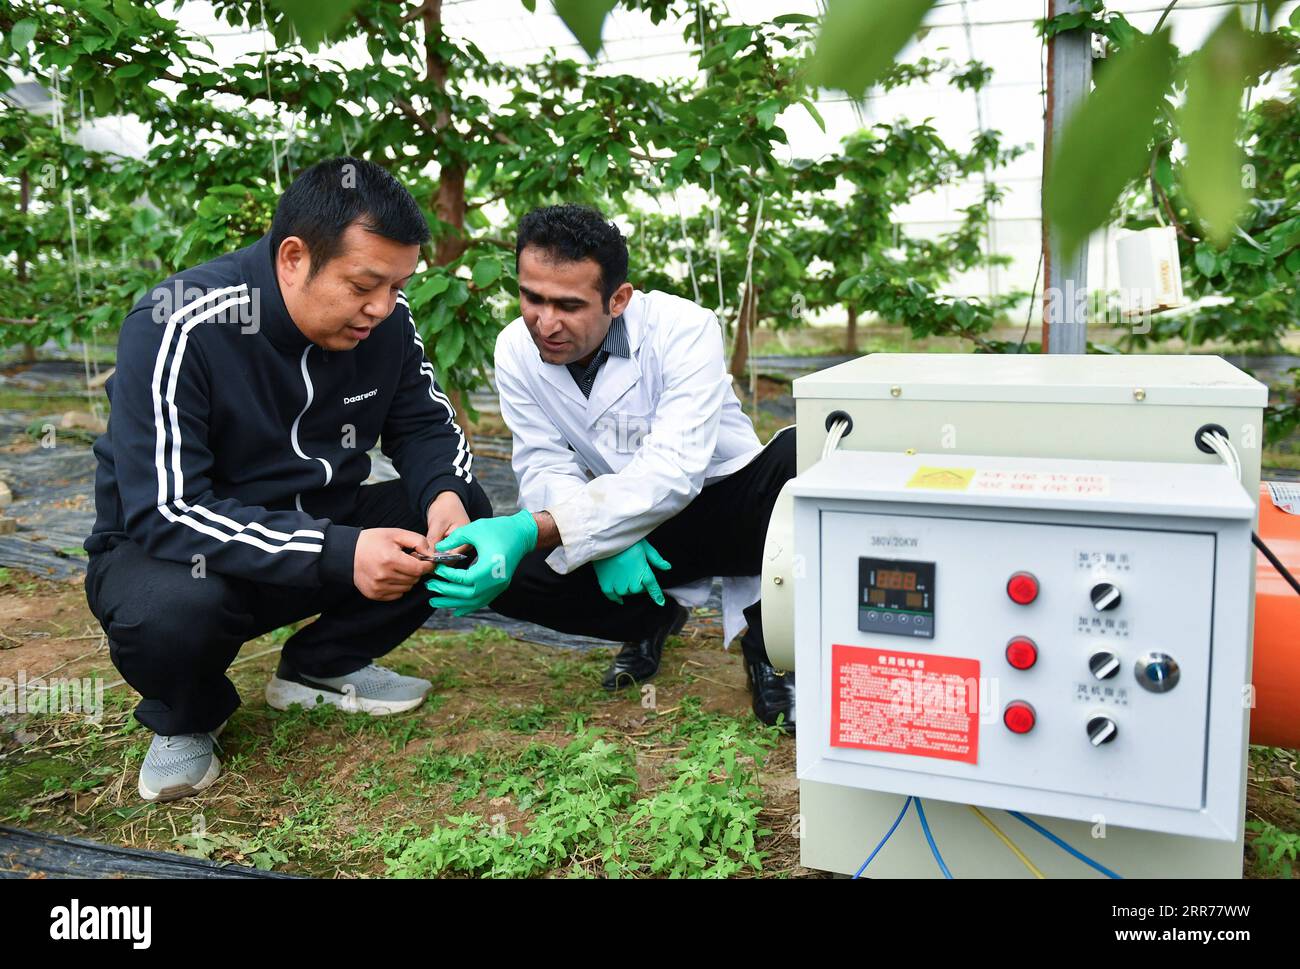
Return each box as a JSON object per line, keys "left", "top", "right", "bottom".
{"left": 1005, "top": 636, "right": 1038, "bottom": 670}
{"left": 1003, "top": 701, "right": 1036, "bottom": 734}
{"left": 1007, "top": 571, "right": 1039, "bottom": 605}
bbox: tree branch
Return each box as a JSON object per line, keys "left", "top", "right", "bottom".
{"left": 400, "top": 1, "right": 435, "bottom": 24}
{"left": 467, "top": 190, "right": 508, "bottom": 211}
{"left": 395, "top": 97, "right": 437, "bottom": 135}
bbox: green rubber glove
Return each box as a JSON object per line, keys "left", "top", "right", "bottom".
{"left": 425, "top": 510, "right": 538, "bottom": 617}
{"left": 592, "top": 539, "right": 672, "bottom": 606}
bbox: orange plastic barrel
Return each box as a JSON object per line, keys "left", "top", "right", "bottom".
{"left": 1252, "top": 483, "right": 1300, "bottom": 748}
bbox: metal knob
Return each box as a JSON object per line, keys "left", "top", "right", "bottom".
{"left": 1090, "top": 582, "right": 1122, "bottom": 612}
{"left": 1135, "top": 652, "right": 1180, "bottom": 693}
{"left": 1089, "top": 651, "right": 1120, "bottom": 680}
{"left": 1087, "top": 716, "right": 1119, "bottom": 746}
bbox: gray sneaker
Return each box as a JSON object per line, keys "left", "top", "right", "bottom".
{"left": 138, "top": 723, "right": 225, "bottom": 803}
{"left": 264, "top": 662, "right": 431, "bottom": 716}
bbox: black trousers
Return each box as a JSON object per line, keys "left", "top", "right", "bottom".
{"left": 87, "top": 429, "right": 794, "bottom": 735}
{"left": 491, "top": 427, "right": 796, "bottom": 668}
{"left": 85, "top": 478, "right": 500, "bottom": 736}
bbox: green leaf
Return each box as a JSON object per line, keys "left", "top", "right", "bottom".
{"left": 472, "top": 257, "right": 502, "bottom": 289}
{"left": 426, "top": 304, "right": 454, "bottom": 335}
{"left": 699, "top": 147, "right": 721, "bottom": 173}
{"left": 446, "top": 279, "right": 470, "bottom": 308}
{"left": 670, "top": 149, "right": 695, "bottom": 172}
{"left": 306, "top": 85, "right": 333, "bottom": 112}
{"left": 1181, "top": 12, "right": 1282, "bottom": 247}
{"left": 1194, "top": 244, "right": 1218, "bottom": 277}
{"left": 755, "top": 98, "right": 782, "bottom": 129}
{"left": 800, "top": 98, "right": 826, "bottom": 132}
{"left": 10, "top": 19, "right": 37, "bottom": 52}
{"left": 727, "top": 141, "right": 760, "bottom": 169}
{"left": 1044, "top": 29, "right": 1175, "bottom": 263}
{"left": 269, "top": 0, "right": 361, "bottom": 50}
{"left": 521, "top": 0, "right": 536, "bottom": 11}
{"left": 808, "top": 0, "right": 936, "bottom": 98}
{"left": 435, "top": 323, "right": 465, "bottom": 372}
{"left": 91, "top": 79, "right": 114, "bottom": 115}
{"left": 411, "top": 274, "right": 451, "bottom": 307}
{"left": 83, "top": 2, "right": 122, "bottom": 40}
{"left": 554, "top": 0, "right": 618, "bottom": 58}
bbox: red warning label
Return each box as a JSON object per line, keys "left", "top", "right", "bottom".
{"left": 831, "top": 644, "right": 980, "bottom": 764}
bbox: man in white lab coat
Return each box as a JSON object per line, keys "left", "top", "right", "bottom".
{"left": 426, "top": 205, "right": 795, "bottom": 730}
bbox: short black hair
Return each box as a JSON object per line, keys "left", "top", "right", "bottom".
{"left": 270, "top": 157, "right": 431, "bottom": 279}
{"left": 515, "top": 204, "right": 629, "bottom": 309}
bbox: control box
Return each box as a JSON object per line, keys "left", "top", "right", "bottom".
{"left": 791, "top": 449, "right": 1255, "bottom": 842}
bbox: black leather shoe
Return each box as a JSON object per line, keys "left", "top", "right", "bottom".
{"left": 601, "top": 602, "right": 689, "bottom": 691}
{"left": 746, "top": 660, "right": 796, "bottom": 734}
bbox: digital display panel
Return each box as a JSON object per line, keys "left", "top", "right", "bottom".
{"left": 858, "top": 557, "right": 935, "bottom": 639}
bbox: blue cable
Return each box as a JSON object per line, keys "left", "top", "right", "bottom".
{"left": 852, "top": 796, "right": 913, "bottom": 879}
{"left": 914, "top": 798, "right": 953, "bottom": 879}
{"left": 1008, "top": 811, "right": 1123, "bottom": 879}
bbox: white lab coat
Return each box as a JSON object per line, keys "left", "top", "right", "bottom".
{"left": 494, "top": 289, "right": 765, "bottom": 645}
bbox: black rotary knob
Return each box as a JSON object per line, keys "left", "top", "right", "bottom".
{"left": 1087, "top": 716, "right": 1118, "bottom": 746}
{"left": 1090, "top": 582, "right": 1122, "bottom": 612}
{"left": 1089, "top": 651, "right": 1120, "bottom": 680}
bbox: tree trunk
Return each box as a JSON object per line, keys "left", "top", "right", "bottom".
{"left": 728, "top": 283, "right": 755, "bottom": 382}
{"left": 19, "top": 170, "right": 35, "bottom": 364}
{"left": 845, "top": 303, "right": 858, "bottom": 354}
{"left": 423, "top": 0, "right": 472, "bottom": 445}
{"left": 424, "top": 0, "right": 467, "bottom": 268}
{"left": 434, "top": 162, "right": 467, "bottom": 266}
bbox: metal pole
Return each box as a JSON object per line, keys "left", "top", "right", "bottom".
{"left": 1042, "top": 0, "right": 1092, "bottom": 354}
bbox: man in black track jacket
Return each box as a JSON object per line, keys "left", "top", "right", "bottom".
{"left": 84, "top": 158, "right": 501, "bottom": 801}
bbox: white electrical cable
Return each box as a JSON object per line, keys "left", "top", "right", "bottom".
{"left": 822, "top": 418, "right": 850, "bottom": 460}
{"left": 1214, "top": 433, "right": 1241, "bottom": 482}
{"left": 1202, "top": 432, "right": 1232, "bottom": 477}
{"left": 1226, "top": 437, "right": 1243, "bottom": 482}
{"left": 1201, "top": 430, "right": 1242, "bottom": 483}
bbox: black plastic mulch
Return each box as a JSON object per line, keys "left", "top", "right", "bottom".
{"left": 0, "top": 826, "right": 301, "bottom": 879}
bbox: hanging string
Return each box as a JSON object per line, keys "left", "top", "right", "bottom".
{"left": 51, "top": 71, "right": 98, "bottom": 416}
{"left": 77, "top": 86, "right": 103, "bottom": 418}
{"left": 740, "top": 194, "right": 765, "bottom": 408}
{"left": 675, "top": 191, "right": 702, "bottom": 304}
{"left": 708, "top": 175, "right": 725, "bottom": 321}
{"left": 697, "top": 1, "right": 726, "bottom": 339}
{"left": 959, "top": 0, "right": 999, "bottom": 302}
{"left": 78, "top": 86, "right": 99, "bottom": 383}
{"left": 283, "top": 105, "right": 300, "bottom": 177}
{"left": 279, "top": 22, "right": 306, "bottom": 181}
{"left": 259, "top": 0, "right": 282, "bottom": 192}
{"left": 51, "top": 72, "right": 83, "bottom": 309}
